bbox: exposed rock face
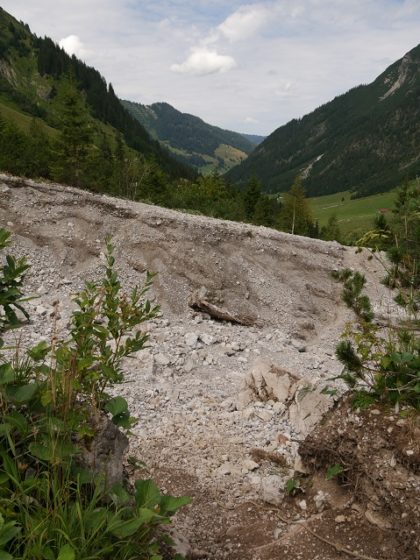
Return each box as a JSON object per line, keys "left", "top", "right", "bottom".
{"left": 78, "top": 413, "right": 129, "bottom": 488}
{"left": 238, "top": 358, "right": 299, "bottom": 409}
{"left": 288, "top": 381, "right": 332, "bottom": 437}
{"left": 238, "top": 358, "right": 335, "bottom": 437}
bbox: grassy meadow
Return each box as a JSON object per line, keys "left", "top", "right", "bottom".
{"left": 310, "top": 189, "right": 397, "bottom": 238}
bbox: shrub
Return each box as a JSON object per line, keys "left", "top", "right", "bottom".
{"left": 0, "top": 229, "right": 190, "bottom": 559}
{"left": 332, "top": 184, "right": 419, "bottom": 409}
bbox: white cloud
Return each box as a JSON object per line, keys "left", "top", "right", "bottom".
{"left": 244, "top": 116, "right": 258, "bottom": 124}
{"left": 218, "top": 4, "right": 270, "bottom": 42}
{"left": 1, "top": 1, "right": 420, "bottom": 134}
{"left": 275, "top": 81, "right": 293, "bottom": 96}
{"left": 59, "top": 35, "right": 85, "bottom": 57}
{"left": 171, "top": 47, "right": 236, "bottom": 76}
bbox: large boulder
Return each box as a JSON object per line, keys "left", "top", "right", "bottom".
{"left": 288, "top": 381, "right": 332, "bottom": 437}
{"left": 237, "top": 358, "right": 300, "bottom": 409}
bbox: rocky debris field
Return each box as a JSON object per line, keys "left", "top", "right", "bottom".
{"left": 1, "top": 174, "right": 417, "bottom": 559}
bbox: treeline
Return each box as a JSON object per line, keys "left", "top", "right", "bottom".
{"left": 227, "top": 44, "right": 420, "bottom": 198}
{"left": 34, "top": 37, "right": 194, "bottom": 179}
{"left": 0, "top": 7, "right": 193, "bottom": 181}
{"left": 0, "top": 90, "right": 339, "bottom": 242}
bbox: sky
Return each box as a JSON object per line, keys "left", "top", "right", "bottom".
{"left": 2, "top": 1, "right": 420, "bottom": 135}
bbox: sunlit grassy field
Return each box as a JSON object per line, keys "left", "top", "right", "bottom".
{"left": 310, "top": 190, "right": 397, "bottom": 236}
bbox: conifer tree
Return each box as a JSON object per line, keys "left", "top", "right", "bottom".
{"left": 243, "top": 176, "right": 262, "bottom": 220}
{"left": 321, "top": 214, "right": 342, "bottom": 242}
{"left": 52, "top": 75, "right": 92, "bottom": 188}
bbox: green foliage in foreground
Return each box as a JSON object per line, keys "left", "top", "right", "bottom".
{"left": 0, "top": 230, "right": 190, "bottom": 559}
{"left": 333, "top": 183, "right": 420, "bottom": 409}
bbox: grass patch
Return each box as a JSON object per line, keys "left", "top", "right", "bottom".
{"left": 310, "top": 190, "right": 397, "bottom": 236}
{"left": 0, "top": 97, "right": 58, "bottom": 137}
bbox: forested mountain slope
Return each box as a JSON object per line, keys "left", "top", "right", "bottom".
{"left": 0, "top": 7, "right": 194, "bottom": 180}
{"left": 122, "top": 99, "right": 255, "bottom": 174}
{"left": 227, "top": 44, "right": 420, "bottom": 196}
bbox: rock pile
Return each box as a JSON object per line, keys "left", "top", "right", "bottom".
{"left": 0, "top": 174, "right": 401, "bottom": 559}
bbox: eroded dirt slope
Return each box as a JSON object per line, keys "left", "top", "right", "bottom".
{"left": 0, "top": 174, "right": 410, "bottom": 560}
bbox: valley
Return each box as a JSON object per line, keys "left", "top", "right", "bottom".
{"left": 122, "top": 100, "right": 257, "bottom": 175}
{"left": 0, "top": 4, "right": 419, "bottom": 559}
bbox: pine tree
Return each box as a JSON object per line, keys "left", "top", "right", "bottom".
{"left": 243, "top": 176, "right": 262, "bottom": 220}
{"left": 52, "top": 75, "right": 92, "bottom": 188}
{"left": 321, "top": 214, "right": 342, "bottom": 242}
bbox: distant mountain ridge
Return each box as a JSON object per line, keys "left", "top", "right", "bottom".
{"left": 241, "top": 133, "right": 266, "bottom": 145}
{"left": 122, "top": 99, "right": 257, "bottom": 174}
{"left": 227, "top": 44, "right": 420, "bottom": 197}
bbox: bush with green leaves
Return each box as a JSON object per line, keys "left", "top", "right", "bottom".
{"left": 0, "top": 229, "right": 190, "bottom": 560}
{"left": 333, "top": 184, "right": 419, "bottom": 409}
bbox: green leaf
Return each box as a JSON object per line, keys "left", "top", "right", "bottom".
{"left": 6, "top": 383, "right": 38, "bottom": 403}
{"left": 0, "top": 474, "right": 9, "bottom": 485}
{"left": 134, "top": 479, "right": 161, "bottom": 509}
{"left": 29, "top": 442, "right": 53, "bottom": 462}
{"left": 111, "top": 412, "right": 132, "bottom": 429}
{"left": 0, "top": 550, "right": 13, "bottom": 560}
{"left": 109, "top": 483, "right": 130, "bottom": 506}
{"left": 4, "top": 412, "right": 28, "bottom": 434}
{"left": 40, "top": 390, "right": 53, "bottom": 407}
{"left": 57, "top": 544, "right": 75, "bottom": 560}
{"left": 42, "top": 547, "right": 55, "bottom": 560}
{"left": 104, "top": 396, "right": 128, "bottom": 417}
{"left": 0, "top": 424, "right": 12, "bottom": 436}
{"left": 84, "top": 508, "right": 108, "bottom": 533}
{"left": 320, "top": 387, "right": 338, "bottom": 396}
{"left": 27, "top": 341, "right": 50, "bottom": 362}
{"left": 108, "top": 516, "right": 145, "bottom": 538}
{"left": 104, "top": 396, "right": 132, "bottom": 428}
{"left": 0, "top": 365, "right": 15, "bottom": 385}
{"left": 286, "top": 478, "right": 298, "bottom": 495}
{"left": 0, "top": 522, "right": 21, "bottom": 547}
{"left": 29, "top": 439, "right": 77, "bottom": 463}
{"left": 159, "top": 495, "right": 191, "bottom": 516}
{"left": 326, "top": 464, "right": 344, "bottom": 480}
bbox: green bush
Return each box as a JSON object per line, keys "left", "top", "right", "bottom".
{"left": 0, "top": 229, "right": 190, "bottom": 559}
{"left": 333, "top": 184, "right": 420, "bottom": 409}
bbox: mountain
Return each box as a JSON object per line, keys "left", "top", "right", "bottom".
{"left": 227, "top": 44, "right": 420, "bottom": 197}
{"left": 122, "top": 100, "right": 255, "bottom": 174}
{"left": 241, "top": 133, "right": 266, "bottom": 146}
{"left": 0, "top": 7, "right": 194, "bottom": 181}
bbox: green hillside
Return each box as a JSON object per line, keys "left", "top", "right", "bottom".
{"left": 241, "top": 133, "right": 266, "bottom": 146}
{"left": 122, "top": 100, "right": 254, "bottom": 174}
{"left": 0, "top": 7, "right": 194, "bottom": 181}
{"left": 310, "top": 190, "right": 397, "bottom": 237}
{"left": 227, "top": 44, "right": 420, "bottom": 197}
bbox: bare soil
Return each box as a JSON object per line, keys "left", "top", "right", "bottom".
{"left": 1, "top": 174, "right": 417, "bottom": 560}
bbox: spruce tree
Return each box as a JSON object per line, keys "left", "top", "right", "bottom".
{"left": 243, "top": 176, "right": 262, "bottom": 220}
{"left": 52, "top": 75, "right": 92, "bottom": 188}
